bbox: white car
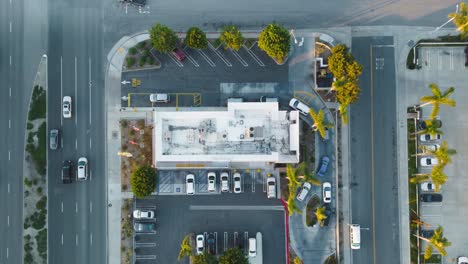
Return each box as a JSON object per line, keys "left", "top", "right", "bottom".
{"left": 220, "top": 172, "right": 229, "bottom": 192}
{"left": 196, "top": 234, "right": 205, "bottom": 255}
{"left": 248, "top": 238, "right": 257, "bottom": 257}
{"left": 267, "top": 177, "right": 276, "bottom": 199}
{"left": 186, "top": 174, "right": 195, "bottom": 195}
{"left": 77, "top": 157, "right": 88, "bottom": 181}
{"left": 289, "top": 98, "right": 310, "bottom": 115}
{"left": 422, "top": 144, "right": 440, "bottom": 152}
{"left": 323, "top": 182, "right": 332, "bottom": 203}
{"left": 458, "top": 257, "right": 468, "bottom": 264}
{"left": 149, "top": 93, "right": 170, "bottom": 103}
{"left": 420, "top": 157, "right": 438, "bottom": 166}
{"left": 133, "top": 209, "right": 155, "bottom": 219}
{"left": 420, "top": 133, "right": 441, "bottom": 142}
{"left": 207, "top": 172, "right": 216, "bottom": 192}
{"left": 62, "top": 96, "right": 72, "bottom": 118}
{"left": 420, "top": 181, "right": 436, "bottom": 192}
{"left": 233, "top": 173, "right": 241, "bottom": 194}
{"left": 297, "top": 182, "right": 312, "bottom": 202}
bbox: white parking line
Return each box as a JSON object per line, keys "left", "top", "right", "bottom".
{"left": 208, "top": 42, "right": 232, "bottom": 67}
{"left": 196, "top": 50, "right": 216, "bottom": 67}
{"left": 135, "top": 242, "right": 157, "bottom": 247}
{"left": 61, "top": 234, "right": 64, "bottom": 245}
{"left": 8, "top": 151, "right": 10, "bottom": 160}
{"left": 230, "top": 49, "right": 248, "bottom": 66}
{"left": 233, "top": 232, "right": 238, "bottom": 247}
{"left": 167, "top": 53, "right": 184, "bottom": 67}
{"left": 76, "top": 234, "right": 78, "bottom": 246}
{"left": 74, "top": 57, "right": 78, "bottom": 125}
{"left": 9, "top": 55, "right": 11, "bottom": 65}
{"left": 8, "top": 183, "right": 10, "bottom": 193}
{"left": 135, "top": 255, "right": 157, "bottom": 260}
{"left": 223, "top": 232, "right": 228, "bottom": 252}
{"left": 75, "top": 139, "right": 78, "bottom": 150}
{"left": 251, "top": 172, "right": 255, "bottom": 192}
{"left": 9, "top": 87, "right": 11, "bottom": 97}
{"left": 185, "top": 52, "right": 199, "bottom": 67}
{"left": 9, "top": 119, "right": 11, "bottom": 128}
{"left": 61, "top": 202, "right": 63, "bottom": 213}
{"left": 7, "top": 215, "right": 9, "bottom": 226}
{"left": 9, "top": 22, "right": 12, "bottom": 32}
{"left": 89, "top": 138, "right": 92, "bottom": 150}
{"left": 214, "top": 232, "right": 218, "bottom": 255}
{"left": 75, "top": 202, "right": 78, "bottom": 213}
{"left": 89, "top": 202, "right": 92, "bottom": 213}
{"left": 90, "top": 233, "right": 93, "bottom": 245}
{"left": 6, "top": 247, "right": 8, "bottom": 259}
{"left": 244, "top": 47, "right": 265, "bottom": 66}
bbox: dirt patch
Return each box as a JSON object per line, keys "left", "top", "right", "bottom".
{"left": 305, "top": 195, "right": 321, "bottom": 227}
{"left": 120, "top": 119, "right": 154, "bottom": 192}
{"left": 121, "top": 199, "right": 133, "bottom": 264}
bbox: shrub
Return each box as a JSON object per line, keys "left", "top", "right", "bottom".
{"left": 27, "top": 122, "right": 33, "bottom": 130}
{"left": 120, "top": 120, "right": 128, "bottom": 128}
{"left": 143, "top": 49, "right": 150, "bottom": 57}
{"left": 27, "top": 122, "right": 47, "bottom": 176}
{"left": 24, "top": 178, "right": 32, "bottom": 187}
{"left": 184, "top": 27, "right": 208, "bottom": 49}
{"left": 219, "top": 247, "right": 248, "bottom": 264}
{"left": 27, "top": 131, "right": 34, "bottom": 143}
{"left": 137, "top": 41, "right": 147, "bottom": 50}
{"left": 149, "top": 23, "right": 178, "bottom": 53}
{"left": 31, "top": 211, "right": 46, "bottom": 230}
{"left": 258, "top": 23, "right": 291, "bottom": 63}
{"left": 220, "top": 25, "right": 244, "bottom": 51}
{"left": 32, "top": 178, "right": 38, "bottom": 185}
{"left": 146, "top": 56, "right": 154, "bottom": 65}
{"left": 139, "top": 57, "right": 146, "bottom": 66}
{"left": 28, "top": 86, "right": 46, "bottom": 121}
{"left": 129, "top": 47, "right": 137, "bottom": 55}
{"left": 35, "top": 228, "right": 47, "bottom": 260}
{"left": 130, "top": 165, "right": 157, "bottom": 198}
{"left": 126, "top": 57, "right": 135, "bottom": 68}
{"left": 36, "top": 196, "right": 47, "bottom": 210}
{"left": 37, "top": 186, "right": 42, "bottom": 194}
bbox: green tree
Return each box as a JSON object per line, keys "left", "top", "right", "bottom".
{"left": 184, "top": 27, "right": 208, "bottom": 49}
{"left": 431, "top": 141, "right": 457, "bottom": 166}
{"left": 178, "top": 235, "right": 193, "bottom": 261}
{"left": 449, "top": 2, "right": 468, "bottom": 39}
{"left": 309, "top": 108, "right": 334, "bottom": 139}
{"left": 149, "top": 23, "right": 178, "bottom": 53}
{"left": 328, "top": 44, "right": 348, "bottom": 79}
{"left": 285, "top": 163, "right": 321, "bottom": 215}
{"left": 220, "top": 25, "right": 244, "bottom": 51}
{"left": 218, "top": 248, "right": 248, "bottom": 264}
{"left": 411, "top": 166, "right": 448, "bottom": 192}
{"left": 258, "top": 23, "right": 291, "bottom": 63}
{"left": 414, "top": 226, "right": 451, "bottom": 259}
{"left": 315, "top": 206, "right": 328, "bottom": 227}
{"left": 419, "top": 83, "right": 456, "bottom": 119}
{"left": 415, "top": 119, "right": 443, "bottom": 137}
{"left": 130, "top": 165, "right": 157, "bottom": 198}
{"left": 293, "top": 256, "right": 302, "bottom": 264}
{"left": 191, "top": 252, "right": 218, "bottom": 264}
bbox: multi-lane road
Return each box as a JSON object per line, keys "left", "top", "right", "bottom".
{"left": 46, "top": 0, "right": 106, "bottom": 263}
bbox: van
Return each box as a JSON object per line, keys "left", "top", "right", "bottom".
{"left": 289, "top": 98, "right": 310, "bottom": 115}
{"left": 149, "top": 93, "right": 170, "bottom": 103}
{"left": 350, "top": 224, "right": 361, "bottom": 250}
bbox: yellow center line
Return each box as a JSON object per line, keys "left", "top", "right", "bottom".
{"left": 370, "top": 45, "right": 376, "bottom": 264}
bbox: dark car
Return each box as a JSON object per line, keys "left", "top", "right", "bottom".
{"left": 171, "top": 48, "right": 186, "bottom": 61}
{"left": 317, "top": 156, "right": 330, "bottom": 177}
{"left": 420, "top": 229, "right": 435, "bottom": 238}
{"left": 49, "top": 129, "right": 60, "bottom": 150}
{"left": 322, "top": 206, "right": 333, "bottom": 226}
{"left": 62, "top": 160, "right": 73, "bottom": 184}
{"left": 420, "top": 193, "right": 442, "bottom": 202}
{"left": 207, "top": 233, "right": 216, "bottom": 255}
{"left": 133, "top": 222, "right": 155, "bottom": 232}
{"left": 465, "top": 46, "right": 468, "bottom": 67}
{"left": 418, "top": 119, "right": 442, "bottom": 130}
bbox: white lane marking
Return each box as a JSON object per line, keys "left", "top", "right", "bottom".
{"left": 75, "top": 234, "right": 78, "bottom": 246}
{"left": 10, "top": 22, "right": 12, "bottom": 32}
{"left": 89, "top": 57, "right": 92, "bottom": 125}
{"left": 89, "top": 138, "right": 92, "bottom": 150}
{"left": 9, "top": 120, "right": 11, "bottom": 128}
{"left": 7, "top": 215, "right": 9, "bottom": 226}
{"left": 230, "top": 49, "right": 248, "bottom": 66}
{"left": 60, "top": 56, "right": 63, "bottom": 126}
{"left": 6, "top": 247, "right": 8, "bottom": 258}
{"left": 74, "top": 57, "right": 77, "bottom": 126}
{"left": 10, "top": 56, "right": 12, "bottom": 65}
{"left": 9, "top": 87, "right": 11, "bottom": 97}
{"left": 90, "top": 233, "right": 93, "bottom": 245}
{"left": 89, "top": 202, "right": 92, "bottom": 213}
{"left": 8, "top": 183, "right": 10, "bottom": 193}
{"left": 75, "top": 202, "right": 78, "bottom": 213}
{"left": 75, "top": 139, "right": 78, "bottom": 150}
{"left": 8, "top": 151, "right": 11, "bottom": 160}
{"left": 196, "top": 50, "right": 216, "bottom": 67}
{"left": 61, "top": 234, "right": 64, "bottom": 245}
{"left": 61, "top": 202, "right": 63, "bottom": 213}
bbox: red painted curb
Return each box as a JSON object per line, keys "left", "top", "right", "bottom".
{"left": 280, "top": 198, "right": 290, "bottom": 264}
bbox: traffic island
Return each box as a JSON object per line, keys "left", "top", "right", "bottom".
{"left": 123, "top": 40, "right": 161, "bottom": 72}
{"left": 23, "top": 55, "right": 48, "bottom": 264}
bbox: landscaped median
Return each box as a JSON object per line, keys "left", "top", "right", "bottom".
{"left": 23, "top": 55, "right": 48, "bottom": 264}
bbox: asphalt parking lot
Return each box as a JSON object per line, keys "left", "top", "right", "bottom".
{"left": 133, "top": 194, "right": 286, "bottom": 264}
{"left": 121, "top": 42, "right": 290, "bottom": 108}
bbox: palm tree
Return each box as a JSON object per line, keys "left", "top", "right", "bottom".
{"left": 285, "top": 163, "right": 321, "bottom": 215}
{"left": 309, "top": 108, "right": 334, "bottom": 139}
{"left": 411, "top": 166, "right": 448, "bottom": 192}
{"left": 449, "top": 2, "right": 468, "bottom": 39}
{"left": 432, "top": 141, "right": 457, "bottom": 166}
{"left": 414, "top": 119, "right": 443, "bottom": 137}
{"left": 414, "top": 226, "right": 451, "bottom": 259}
{"left": 419, "top": 83, "right": 456, "bottom": 119}
{"left": 339, "top": 103, "right": 349, "bottom": 125}
{"left": 177, "top": 235, "right": 193, "bottom": 261}
{"left": 315, "top": 206, "right": 328, "bottom": 226}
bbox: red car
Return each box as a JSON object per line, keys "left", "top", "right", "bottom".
{"left": 171, "top": 48, "right": 186, "bottom": 61}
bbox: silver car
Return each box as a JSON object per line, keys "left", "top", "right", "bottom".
{"left": 49, "top": 129, "right": 59, "bottom": 150}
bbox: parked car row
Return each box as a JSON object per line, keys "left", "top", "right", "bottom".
{"left": 185, "top": 172, "right": 276, "bottom": 198}
{"left": 133, "top": 208, "right": 156, "bottom": 233}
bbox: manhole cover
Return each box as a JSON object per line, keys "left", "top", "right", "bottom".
{"left": 112, "top": 131, "right": 118, "bottom": 139}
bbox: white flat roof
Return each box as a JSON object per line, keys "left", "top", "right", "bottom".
{"left": 154, "top": 102, "right": 299, "bottom": 164}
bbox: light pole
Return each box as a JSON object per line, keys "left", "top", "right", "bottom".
{"left": 289, "top": 29, "right": 304, "bottom": 47}
{"left": 431, "top": 3, "right": 459, "bottom": 34}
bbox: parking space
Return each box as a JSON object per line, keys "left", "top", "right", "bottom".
{"left": 418, "top": 46, "right": 467, "bottom": 72}
{"left": 121, "top": 42, "right": 290, "bottom": 108}
{"left": 132, "top": 195, "right": 286, "bottom": 264}
{"left": 157, "top": 169, "right": 270, "bottom": 196}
